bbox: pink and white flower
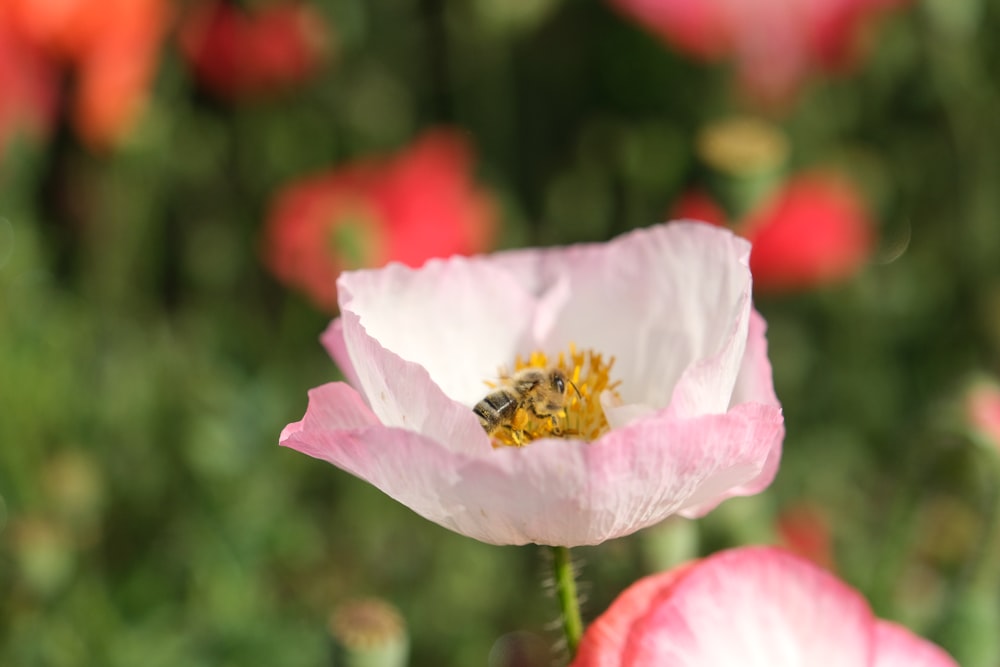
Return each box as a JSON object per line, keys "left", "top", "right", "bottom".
{"left": 279, "top": 222, "right": 784, "bottom": 546}
{"left": 572, "top": 546, "right": 957, "bottom": 666}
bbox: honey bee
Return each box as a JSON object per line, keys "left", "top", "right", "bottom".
{"left": 474, "top": 367, "right": 579, "bottom": 445}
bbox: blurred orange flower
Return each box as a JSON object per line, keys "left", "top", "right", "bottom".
{"left": 673, "top": 172, "right": 875, "bottom": 292}
{"left": 0, "top": 0, "right": 169, "bottom": 149}
{"left": 609, "top": 0, "right": 911, "bottom": 105}
{"left": 263, "top": 129, "right": 498, "bottom": 311}
{"left": 178, "top": 1, "right": 330, "bottom": 100}
{"left": 0, "top": 18, "right": 59, "bottom": 165}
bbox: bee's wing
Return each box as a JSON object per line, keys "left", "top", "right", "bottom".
{"left": 494, "top": 366, "right": 515, "bottom": 385}
{"left": 513, "top": 374, "right": 542, "bottom": 394}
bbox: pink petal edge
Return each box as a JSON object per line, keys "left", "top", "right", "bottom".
{"left": 573, "top": 564, "right": 697, "bottom": 667}
{"left": 280, "top": 381, "right": 782, "bottom": 545}
{"left": 679, "top": 307, "right": 784, "bottom": 517}
{"left": 321, "top": 318, "right": 362, "bottom": 392}
{"left": 872, "top": 621, "right": 959, "bottom": 667}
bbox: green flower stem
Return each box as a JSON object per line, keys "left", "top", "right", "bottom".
{"left": 935, "top": 457, "right": 1000, "bottom": 667}
{"left": 551, "top": 546, "right": 583, "bottom": 658}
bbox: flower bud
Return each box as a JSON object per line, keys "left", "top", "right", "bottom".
{"left": 696, "top": 116, "right": 789, "bottom": 218}
{"left": 329, "top": 598, "right": 408, "bottom": 667}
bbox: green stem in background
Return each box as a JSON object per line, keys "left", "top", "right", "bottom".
{"left": 551, "top": 546, "right": 583, "bottom": 658}
{"left": 947, "top": 452, "right": 1000, "bottom": 594}
{"left": 975, "top": 457, "right": 1000, "bottom": 587}
{"left": 933, "top": 455, "right": 1000, "bottom": 667}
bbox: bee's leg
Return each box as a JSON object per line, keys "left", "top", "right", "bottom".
{"left": 501, "top": 424, "right": 524, "bottom": 446}
{"left": 528, "top": 405, "right": 558, "bottom": 435}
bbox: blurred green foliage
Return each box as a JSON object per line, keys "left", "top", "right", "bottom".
{"left": 3, "top": 0, "right": 1000, "bottom": 665}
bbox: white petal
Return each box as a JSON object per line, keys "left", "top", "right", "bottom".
{"left": 337, "top": 257, "right": 537, "bottom": 407}
{"left": 337, "top": 308, "right": 487, "bottom": 453}
{"left": 529, "top": 222, "right": 753, "bottom": 416}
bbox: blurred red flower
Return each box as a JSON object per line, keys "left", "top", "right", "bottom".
{"left": 608, "top": 0, "right": 911, "bottom": 104}
{"left": 0, "top": 19, "right": 59, "bottom": 165}
{"left": 777, "top": 503, "right": 836, "bottom": 571}
{"left": 673, "top": 172, "right": 875, "bottom": 292}
{"left": 263, "top": 129, "right": 498, "bottom": 311}
{"left": 178, "top": 1, "right": 330, "bottom": 100}
{"left": 0, "top": 0, "right": 168, "bottom": 150}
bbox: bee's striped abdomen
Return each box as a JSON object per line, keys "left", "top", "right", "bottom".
{"left": 474, "top": 389, "right": 518, "bottom": 433}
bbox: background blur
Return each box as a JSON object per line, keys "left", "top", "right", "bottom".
{"left": 2, "top": 0, "right": 1000, "bottom": 665}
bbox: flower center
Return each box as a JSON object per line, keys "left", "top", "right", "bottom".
{"left": 484, "top": 345, "right": 622, "bottom": 448}
{"left": 327, "top": 205, "right": 384, "bottom": 270}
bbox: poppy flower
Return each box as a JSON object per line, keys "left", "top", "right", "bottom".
{"left": 0, "top": 0, "right": 168, "bottom": 149}
{"left": 572, "top": 546, "right": 957, "bottom": 666}
{"left": 263, "top": 129, "right": 497, "bottom": 311}
{"left": 178, "top": 1, "right": 329, "bottom": 100}
{"left": 608, "top": 0, "right": 911, "bottom": 104}
{"left": 279, "top": 222, "right": 784, "bottom": 546}
{"left": 673, "top": 172, "right": 875, "bottom": 292}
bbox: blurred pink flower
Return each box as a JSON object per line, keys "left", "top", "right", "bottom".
{"left": 673, "top": 172, "right": 875, "bottom": 292}
{"left": 965, "top": 379, "right": 1000, "bottom": 453}
{"left": 279, "top": 222, "right": 784, "bottom": 546}
{"left": 178, "top": 1, "right": 330, "bottom": 100}
{"left": 263, "top": 129, "right": 497, "bottom": 311}
{"left": 609, "top": 0, "right": 911, "bottom": 104}
{"left": 0, "top": 18, "right": 59, "bottom": 165}
{"left": 572, "top": 546, "right": 957, "bottom": 666}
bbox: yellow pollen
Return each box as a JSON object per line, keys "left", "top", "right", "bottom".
{"left": 487, "top": 344, "right": 622, "bottom": 448}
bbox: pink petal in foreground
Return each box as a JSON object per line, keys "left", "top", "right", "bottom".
{"left": 626, "top": 547, "right": 873, "bottom": 666}
{"left": 571, "top": 547, "right": 957, "bottom": 667}
{"left": 872, "top": 621, "right": 959, "bottom": 667}
{"left": 573, "top": 565, "right": 695, "bottom": 667}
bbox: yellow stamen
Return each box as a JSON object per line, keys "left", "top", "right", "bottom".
{"left": 487, "top": 344, "right": 622, "bottom": 448}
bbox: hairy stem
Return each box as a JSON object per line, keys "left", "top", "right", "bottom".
{"left": 551, "top": 545, "right": 583, "bottom": 658}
